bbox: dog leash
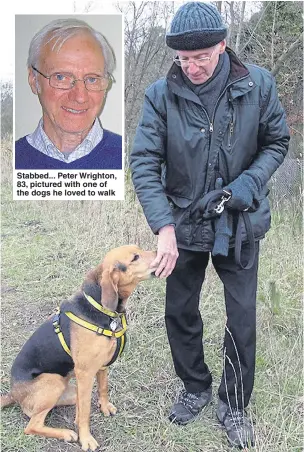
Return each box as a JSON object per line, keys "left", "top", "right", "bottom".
{"left": 199, "top": 189, "right": 256, "bottom": 270}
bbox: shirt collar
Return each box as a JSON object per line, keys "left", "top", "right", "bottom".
{"left": 26, "top": 118, "right": 104, "bottom": 163}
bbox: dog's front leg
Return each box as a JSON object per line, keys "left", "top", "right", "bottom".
{"left": 97, "top": 368, "right": 117, "bottom": 416}
{"left": 75, "top": 369, "right": 99, "bottom": 451}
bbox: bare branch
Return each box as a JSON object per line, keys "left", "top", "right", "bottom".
{"left": 240, "top": 2, "right": 270, "bottom": 54}
{"left": 289, "top": 125, "right": 303, "bottom": 138}
{"left": 271, "top": 32, "right": 303, "bottom": 76}
{"left": 271, "top": 2, "right": 277, "bottom": 68}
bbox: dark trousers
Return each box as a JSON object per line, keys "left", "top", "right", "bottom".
{"left": 165, "top": 243, "right": 259, "bottom": 408}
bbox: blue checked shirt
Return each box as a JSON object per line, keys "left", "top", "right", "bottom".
{"left": 26, "top": 119, "right": 104, "bottom": 163}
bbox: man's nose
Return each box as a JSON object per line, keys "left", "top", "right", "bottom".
{"left": 187, "top": 61, "right": 200, "bottom": 74}
{"left": 68, "top": 80, "right": 90, "bottom": 103}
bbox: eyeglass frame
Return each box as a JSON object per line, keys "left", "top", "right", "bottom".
{"left": 173, "top": 47, "right": 217, "bottom": 68}
{"left": 31, "top": 65, "right": 112, "bottom": 91}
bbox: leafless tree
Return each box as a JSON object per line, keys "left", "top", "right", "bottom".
{"left": 119, "top": 1, "right": 175, "bottom": 158}
{"left": 215, "top": 1, "right": 222, "bottom": 14}
{"left": 235, "top": 1, "right": 246, "bottom": 54}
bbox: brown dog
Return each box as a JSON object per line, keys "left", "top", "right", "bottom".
{"left": 1, "top": 245, "right": 156, "bottom": 451}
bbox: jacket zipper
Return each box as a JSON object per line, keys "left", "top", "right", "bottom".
{"left": 203, "top": 75, "right": 249, "bottom": 196}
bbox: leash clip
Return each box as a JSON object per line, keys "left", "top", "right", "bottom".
{"left": 214, "top": 190, "right": 231, "bottom": 214}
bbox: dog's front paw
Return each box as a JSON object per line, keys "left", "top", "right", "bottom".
{"left": 99, "top": 400, "right": 117, "bottom": 416}
{"left": 79, "top": 433, "right": 99, "bottom": 451}
{"left": 62, "top": 429, "right": 78, "bottom": 442}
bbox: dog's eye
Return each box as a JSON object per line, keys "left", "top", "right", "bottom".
{"left": 131, "top": 254, "right": 140, "bottom": 262}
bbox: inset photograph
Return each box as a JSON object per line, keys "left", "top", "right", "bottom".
{"left": 15, "top": 14, "right": 123, "bottom": 170}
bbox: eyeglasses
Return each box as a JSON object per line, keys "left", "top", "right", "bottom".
{"left": 31, "top": 66, "right": 112, "bottom": 91}
{"left": 173, "top": 48, "right": 216, "bottom": 67}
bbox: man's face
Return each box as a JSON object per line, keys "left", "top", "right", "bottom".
{"left": 177, "top": 40, "right": 226, "bottom": 85}
{"left": 28, "top": 32, "right": 106, "bottom": 139}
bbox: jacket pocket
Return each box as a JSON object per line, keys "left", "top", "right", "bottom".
{"left": 166, "top": 193, "right": 192, "bottom": 246}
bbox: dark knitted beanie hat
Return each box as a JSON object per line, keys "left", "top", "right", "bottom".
{"left": 166, "top": 2, "right": 227, "bottom": 50}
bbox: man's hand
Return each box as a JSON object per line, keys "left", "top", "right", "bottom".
{"left": 151, "top": 225, "right": 179, "bottom": 278}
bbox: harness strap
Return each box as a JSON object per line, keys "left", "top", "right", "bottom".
{"left": 83, "top": 292, "right": 119, "bottom": 318}
{"left": 57, "top": 331, "right": 72, "bottom": 356}
{"left": 52, "top": 309, "right": 127, "bottom": 365}
{"left": 119, "top": 334, "right": 126, "bottom": 356}
{"left": 64, "top": 311, "right": 127, "bottom": 338}
{"left": 52, "top": 310, "right": 72, "bottom": 357}
{"left": 105, "top": 333, "right": 126, "bottom": 367}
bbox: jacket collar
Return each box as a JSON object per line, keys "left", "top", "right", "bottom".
{"left": 167, "top": 64, "right": 201, "bottom": 104}
{"left": 226, "top": 47, "right": 249, "bottom": 81}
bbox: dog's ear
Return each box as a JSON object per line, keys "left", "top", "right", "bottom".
{"left": 100, "top": 265, "right": 120, "bottom": 312}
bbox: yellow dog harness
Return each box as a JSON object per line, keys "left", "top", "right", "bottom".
{"left": 52, "top": 292, "right": 127, "bottom": 366}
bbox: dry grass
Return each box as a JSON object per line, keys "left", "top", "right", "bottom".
{"left": 1, "top": 139, "right": 303, "bottom": 451}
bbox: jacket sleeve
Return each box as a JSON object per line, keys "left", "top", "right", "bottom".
{"left": 130, "top": 85, "right": 174, "bottom": 234}
{"left": 244, "top": 73, "right": 290, "bottom": 189}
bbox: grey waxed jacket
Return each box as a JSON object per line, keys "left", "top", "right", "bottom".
{"left": 130, "top": 48, "right": 290, "bottom": 252}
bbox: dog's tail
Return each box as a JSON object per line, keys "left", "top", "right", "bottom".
{"left": 1, "top": 392, "right": 15, "bottom": 408}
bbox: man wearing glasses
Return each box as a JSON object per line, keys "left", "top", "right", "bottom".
{"left": 131, "top": 2, "right": 289, "bottom": 448}
{"left": 15, "top": 18, "right": 122, "bottom": 170}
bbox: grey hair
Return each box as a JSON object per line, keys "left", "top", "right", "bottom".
{"left": 27, "top": 18, "right": 116, "bottom": 75}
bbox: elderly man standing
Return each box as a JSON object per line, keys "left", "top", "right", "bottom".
{"left": 131, "top": 2, "right": 289, "bottom": 448}
{"left": 15, "top": 19, "right": 121, "bottom": 170}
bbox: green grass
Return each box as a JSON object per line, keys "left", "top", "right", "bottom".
{"left": 1, "top": 141, "right": 303, "bottom": 451}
